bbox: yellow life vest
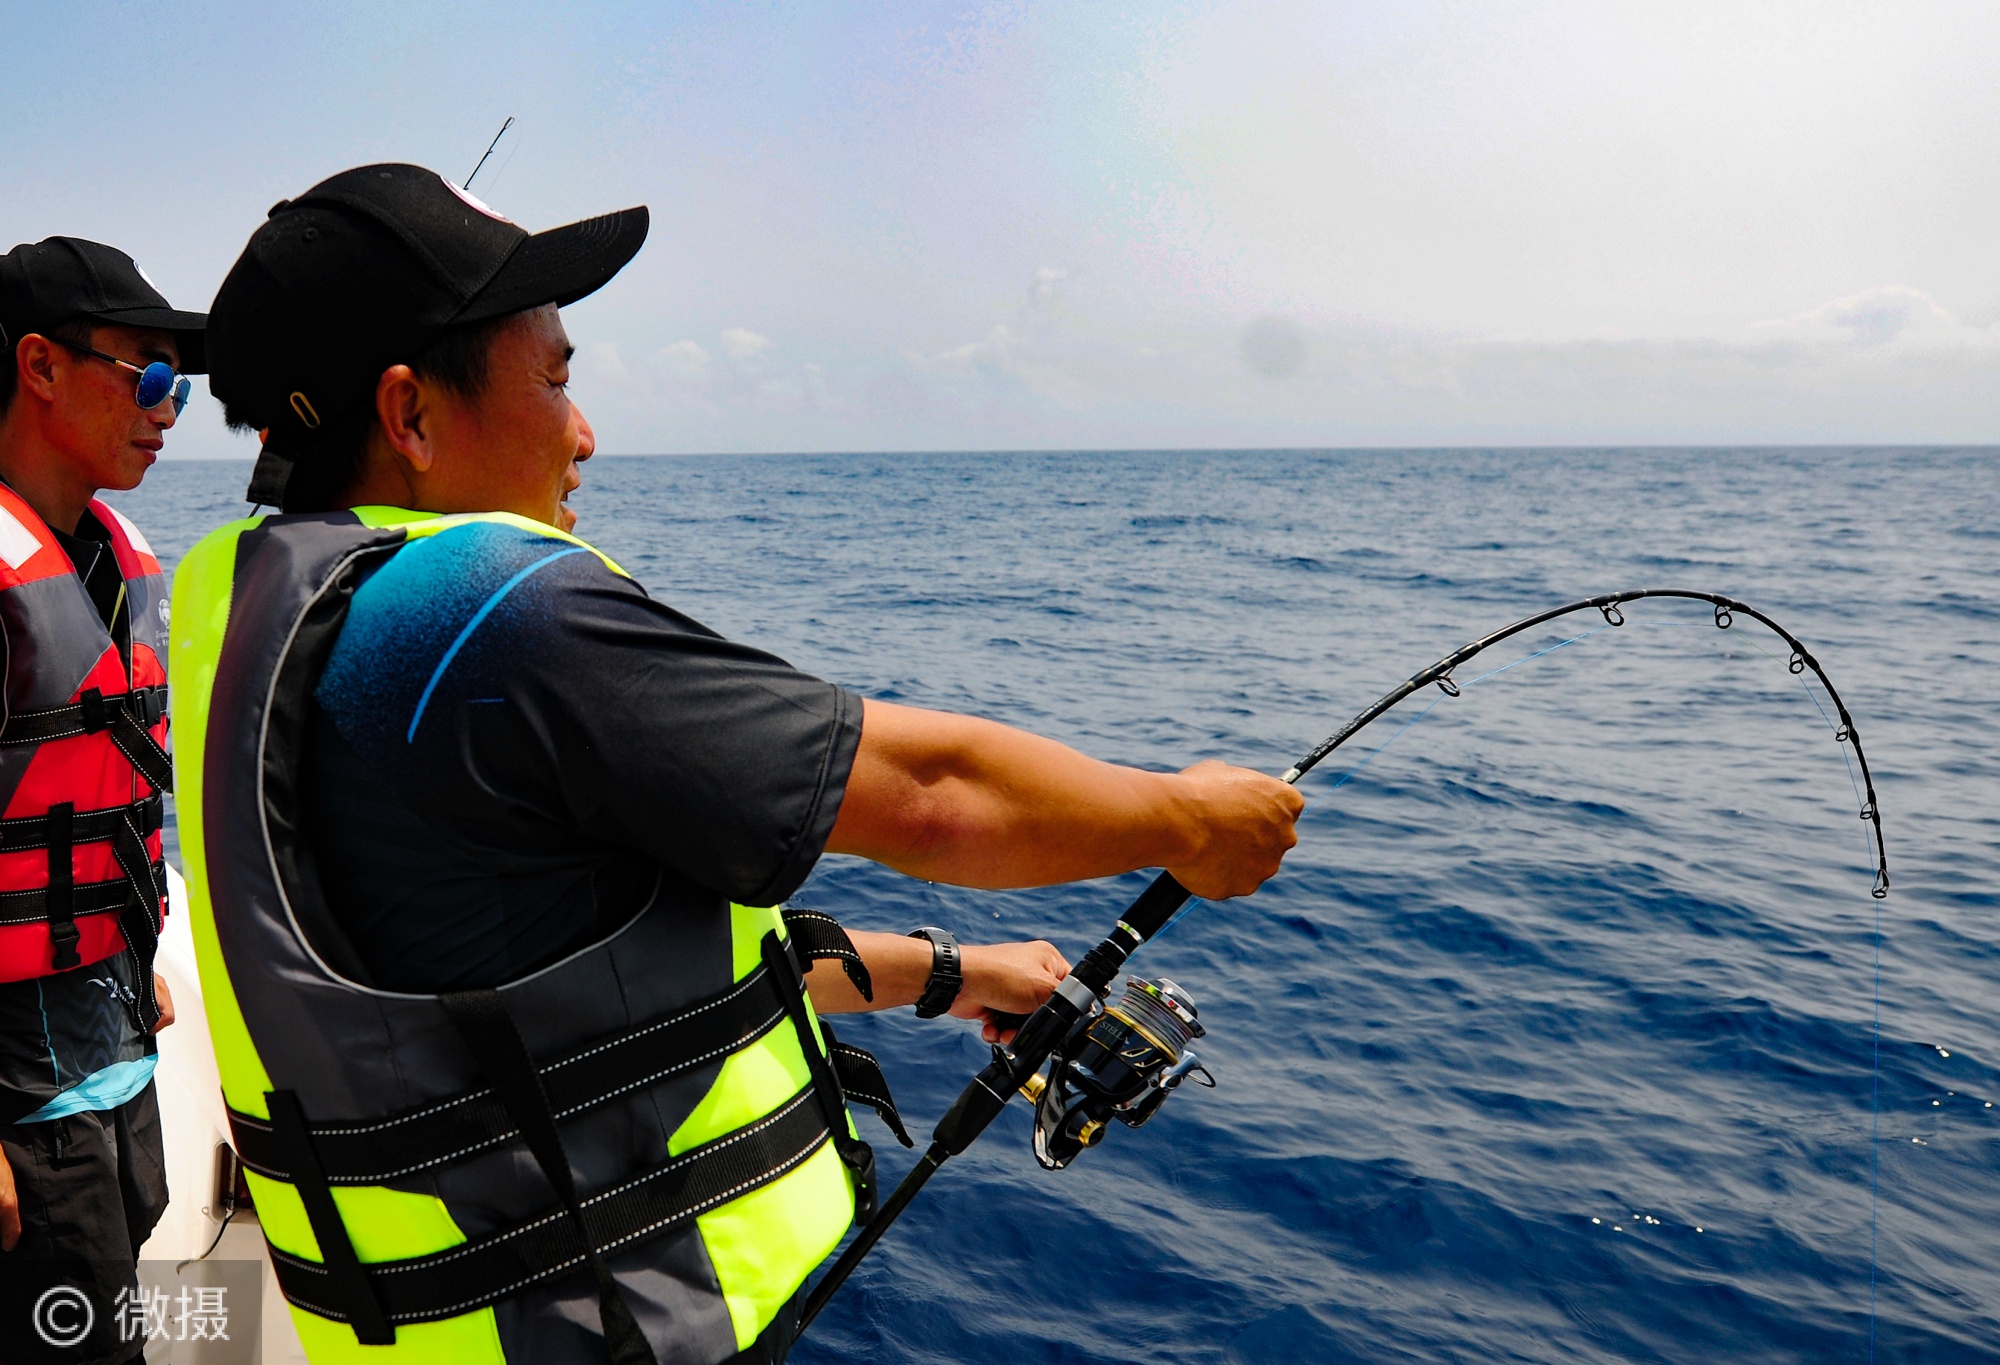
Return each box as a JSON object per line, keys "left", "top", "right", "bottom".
{"left": 171, "top": 507, "right": 899, "bottom": 1364}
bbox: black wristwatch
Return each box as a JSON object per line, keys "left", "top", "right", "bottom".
{"left": 907, "top": 927, "right": 963, "bottom": 1018}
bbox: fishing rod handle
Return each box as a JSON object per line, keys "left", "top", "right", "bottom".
{"left": 980, "top": 870, "right": 1191, "bottom": 1037}
{"left": 1118, "top": 870, "right": 1194, "bottom": 942}
{"left": 933, "top": 973, "right": 1102, "bottom": 1154}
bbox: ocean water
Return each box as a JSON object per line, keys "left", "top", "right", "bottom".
{"left": 114, "top": 448, "right": 1998, "bottom": 1364}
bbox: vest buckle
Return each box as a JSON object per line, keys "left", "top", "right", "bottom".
{"left": 133, "top": 687, "right": 163, "bottom": 727}
{"left": 48, "top": 917, "right": 81, "bottom": 971}
{"left": 77, "top": 689, "right": 109, "bottom": 733}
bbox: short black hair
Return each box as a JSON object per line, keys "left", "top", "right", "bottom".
{"left": 223, "top": 313, "right": 513, "bottom": 513}
{"left": 0, "top": 317, "right": 103, "bottom": 419}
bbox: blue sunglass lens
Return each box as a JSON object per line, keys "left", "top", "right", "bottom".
{"left": 170, "top": 377, "right": 191, "bottom": 416}
{"left": 134, "top": 362, "right": 176, "bottom": 410}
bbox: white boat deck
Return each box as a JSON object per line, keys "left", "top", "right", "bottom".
{"left": 138, "top": 866, "right": 306, "bottom": 1364}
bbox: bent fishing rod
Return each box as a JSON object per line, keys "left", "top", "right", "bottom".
{"left": 796, "top": 587, "right": 1889, "bottom": 1336}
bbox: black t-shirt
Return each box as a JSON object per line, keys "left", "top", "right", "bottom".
{"left": 49, "top": 513, "right": 126, "bottom": 646}
{"left": 302, "top": 519, "right": 862, "bottom": 993}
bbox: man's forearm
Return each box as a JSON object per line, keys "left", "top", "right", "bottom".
{"left": 826, "top": 701, "right": 1205, "bottom": 888}
{"left": 805, "top": 930, "right": 1069, "bottom": 1035}
{"left": 804, "top": 930, "right": 937, "bottom": 1013}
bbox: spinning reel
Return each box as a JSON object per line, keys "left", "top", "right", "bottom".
{"left": 1020, "top": 976, "right": 1216, "bottom": 1170}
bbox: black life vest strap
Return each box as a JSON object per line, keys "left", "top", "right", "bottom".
{"left": 780, "top": 907, "right": 874, "bottom": 1001}
{"left": 441, "top": 988, "right": 658, "bottom": 1365}
{"left": 226, "top": 932, "right": 912, "bottom": 1185}
{"left": 0, "top": 791, "right": 164, "bottom": 852}
{"left": 0, "top": 685, "right": 172, "bottom": 794}
{"left": 760, "top": 930, "right": 878, "bottom": 1222}
{"left": 0, "top": 792, "right": 166, "bottom": 1008}
{"left": 244, "top": 921, "right": 898, "bottom": 1335}
{"left": 0, "top": 872, "right": 153, "bottom": 926}
{"left": 265, "top": 1082, "right": 832, "bottom": 1329}
{"left": 823, "top": 1027, "right": 912, "bottom": 1148}
{"left": 45, "top": 802, "right": 77, "bottom": 971}
{"left": 778, "top": 908, "right": 910, "bottom": 1144}
{"left": 108, "top": 811, "right": 164, "bottom": 1033}
{"left": 265, "top": 1089, "right": 396, "bottom": 1346}
{"left": 226, "top": 963, "right": 791, "bottom": 1186}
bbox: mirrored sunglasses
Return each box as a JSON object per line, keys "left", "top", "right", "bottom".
{"left": 52, "top": 337, "right": 192, "bottom": 416}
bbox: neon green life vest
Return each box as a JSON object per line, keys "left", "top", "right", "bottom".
{"left": 169, "top": 507, "right": 898, "bottom": 1365}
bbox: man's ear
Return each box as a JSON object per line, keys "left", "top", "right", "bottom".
{"left": 13, "top": 335, "right": 62, "bottom": 405}
{"left": 374, "top": 364, "right": 436, "bottom": 475}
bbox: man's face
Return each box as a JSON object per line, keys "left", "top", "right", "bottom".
{"left": 427, "top": 305, "right": 592, "bottom": 532}
{"left": 42, "top": 325, "right": 180, "bottom": 493}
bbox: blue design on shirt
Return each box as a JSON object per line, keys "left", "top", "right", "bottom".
{"left": 407, "top": 546, "right": 587, "bottom": 742}
{"left": 317, "top": 522, "right": 589, "bottom": 755}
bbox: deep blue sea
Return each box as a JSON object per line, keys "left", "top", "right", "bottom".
{"left": 115, "top": 448, "right": 1997, "bottom": 1364}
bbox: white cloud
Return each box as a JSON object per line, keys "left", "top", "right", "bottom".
{"left": 721, "top": 328, "right": 774, "bottom": 360}
{"left": 916, "top": 324, "right": 1017, "bottom": 375}
{"left": 579, "top": 341, "right": 627, "bottom": 380}
{"left": 1751, "top": 287, "right": 1996, "bottom": 349}
{"left": 660, "top": 340, "right": 712, "bottom": 378}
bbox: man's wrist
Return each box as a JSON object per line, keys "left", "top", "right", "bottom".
{"left": 1158, "top": 769, "right": 1212, "bottom": 869}
{"left": 906, "top": 927, "right": 963, "bottom": 1017}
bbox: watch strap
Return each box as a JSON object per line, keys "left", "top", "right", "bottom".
{"left": 907, "top": 927, "right": 963, "bottom": 1018}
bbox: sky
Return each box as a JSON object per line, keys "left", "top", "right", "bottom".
{"left": 7, "top": 0, "right": 2000, "bottom": 456}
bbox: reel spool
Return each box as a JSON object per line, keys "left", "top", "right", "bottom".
{"left": 1026, "top": 976, "right": 1216, "bottom": 1170}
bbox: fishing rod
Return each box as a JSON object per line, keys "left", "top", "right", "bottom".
{"left": 464, "top": 116, "right": 515, "bottom": 191}
{"left": 795, "top": 587, "right": 1889, "bottom": 1337}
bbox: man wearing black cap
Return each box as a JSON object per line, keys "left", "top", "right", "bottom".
{"left": 181, "top": 164, "right": 1299, "bottom": 1364}
{"left": 0, "top": 238, "right": 203, "bottom": 1364}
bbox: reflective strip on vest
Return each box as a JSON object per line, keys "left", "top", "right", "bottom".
{"left": 171, "top": 507, "right": 859, "bottom": 1365}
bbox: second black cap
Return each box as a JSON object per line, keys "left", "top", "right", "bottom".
{"left": 0, "top": 237, "right": 208, "bottom": 372}
{"left": 207, "top": 163, "right": 647, "bottom": 501}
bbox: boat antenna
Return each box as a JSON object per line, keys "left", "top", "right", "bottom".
{"left": 464, "top": 116, "right": 515, "bottom": 191}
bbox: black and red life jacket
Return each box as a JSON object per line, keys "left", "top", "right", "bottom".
{"left": 0, "top": 484, "right": 170, "bottom": 1028}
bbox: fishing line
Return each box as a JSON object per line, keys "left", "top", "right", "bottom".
{"left": 1698, "top": 598, "right": 1880, "bottom": 1352}
{"left": 479, "top": 130, "right": 526, "bottom": 200}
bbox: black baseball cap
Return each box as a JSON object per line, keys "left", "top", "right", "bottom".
{"left": 207, "top": 163, "right": 647, "bottom": 504}
{"left": 0, "top": 237, "right": 208, "bottom": 372}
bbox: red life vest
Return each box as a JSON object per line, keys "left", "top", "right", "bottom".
{"left": 0, "top": 484, "right": 170, "bottom": 1027}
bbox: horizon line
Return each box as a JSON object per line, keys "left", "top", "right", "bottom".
{"left": 153, "top": 442, "right": 2000, "bottom": 463}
